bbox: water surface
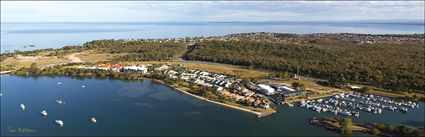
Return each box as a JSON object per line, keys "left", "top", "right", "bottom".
{"left": 1, "top": 76, "right": 423, "bottom": 136}
{"left": 1, "top": 22, "right": 424, "bottom": 53}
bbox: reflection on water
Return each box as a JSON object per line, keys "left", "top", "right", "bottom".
{"left": 402, "top": 120, "right": 425, "bottom": 128}
{"left": 117, "top": 86, "right": 153, "bottom": 98}
{"left": 185, "top": 111, "right": 201, "bottom": 116}
{"left": 134, "top": 102, "right": 154, "bottom": 108}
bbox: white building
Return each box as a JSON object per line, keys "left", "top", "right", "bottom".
{"left": 124, "top": 65, "right": 148, "bottom": 74}
{"left": 278, "top": 86, "right": 296, "bottom": 92}
{"left": 258, "top": 84, "right": 276, "bottom": 95}
{"left": 155, "top": 65, "right": 169, "bottom": 71}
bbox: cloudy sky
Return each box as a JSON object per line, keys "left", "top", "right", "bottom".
{"left": 1, "top": 1, "right": 424, "bottom": 22}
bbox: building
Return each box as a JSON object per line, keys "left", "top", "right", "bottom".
{"left": 277, "top": 86, "right": 296, "bottom": 92}
{"left": 97, "top": 64, "right": 111, "bottom": 70}
{"left": 258, "top": 84, "right": 276, "bottom": 95}
{"left": 155, "top": 65, "right": 169, "bottom": 71}
{"left": 111, "top": 64, "right": 124, "bottom": 72}
{"left": 123, "top": 65, "right": 148, "bottom": 74}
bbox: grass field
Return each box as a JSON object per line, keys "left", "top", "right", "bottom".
{"left": 122, "top": 61, "right": 270, "bottom": 78}
{"left": 1, "top": 56, "right": 69, "bottom": 69}
{"left": 77, "top": 53, "right": 128, "bottom": 63}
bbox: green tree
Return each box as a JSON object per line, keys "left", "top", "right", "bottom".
{"left": 360, "top": 87, "right": 373, "bottom": 93}
{"left": 371, "top": 128, "right": 380, "bottom": 136}
{"left": 292, "top": 82, "right": 305, "bottom": 90}
{"left": 340, "top": 117, "right": 352, "bottom": 135}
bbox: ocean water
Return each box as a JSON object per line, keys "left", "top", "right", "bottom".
{"left": 1, "top": 76, "right": 424, "bottom": 136}
{"left": 1, "top": 22, "right": 424, "bottom": 53}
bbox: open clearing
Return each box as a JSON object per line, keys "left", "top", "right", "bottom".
{"left": 122, "top": 61, "right": 269, "bottom": 78}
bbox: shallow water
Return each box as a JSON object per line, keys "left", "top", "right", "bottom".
{"left": 1, "top": 75, "right": 423, "bottom": 136}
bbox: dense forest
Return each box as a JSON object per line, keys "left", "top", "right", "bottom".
{"left": 184, "top": 40, "right": 425, "bottom": 92}
{"left": 2, "top": 33, "right": 424, "bottom": 92}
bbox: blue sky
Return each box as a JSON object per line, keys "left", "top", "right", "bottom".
{"left": 1, "top": 1, "right": 424, "bottom": 22}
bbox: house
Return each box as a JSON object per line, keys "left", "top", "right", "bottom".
{"left": 259, "top": 100, "right": 271, "bottom": 108}
{"left": 97, "top": 64, "right": 111, "bottom": 71}
{"left": 155, "top": 65, "right": 169, "bottom": 71}
{"left": 111, "top": 64, "right": 124, "bottom": 72}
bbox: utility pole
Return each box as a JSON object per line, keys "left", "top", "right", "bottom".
{"left": 294, "top": 65, "right": 300, "bottom": 80}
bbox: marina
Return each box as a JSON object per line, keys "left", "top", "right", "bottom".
{"left": 299, "top": 92, "right": 420, "bottom": 117}
{"left": 1, "top": 76, "right": 423, "bottom": 136}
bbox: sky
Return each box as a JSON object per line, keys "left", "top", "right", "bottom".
{"left": 1, "top": 1, "right": 424, "bottom": 22}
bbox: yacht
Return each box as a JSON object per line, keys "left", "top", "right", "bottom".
{"left": 55, "top": 120, "right": 64, "bottom": 126}
{"left": 19, "top": 104, "right": 26, "bottom": 110}
{"left": 56, "top": 99, "right": 65, "bottom": 104}
{"left": 41, "top": 110, "right": 48, "bottom": 116}
{"left": 91, "top": 117, "right": 97, "bottom": 123}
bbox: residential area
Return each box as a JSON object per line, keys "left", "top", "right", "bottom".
{"left": 78, "top": 63, "right": 346, "bottom": 110}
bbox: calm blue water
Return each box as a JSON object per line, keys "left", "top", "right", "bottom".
{"left": 1, "top": 75, "right": 424, "bottom": 136}
{"left": 1, "top": 22, "right": 424, "bottom": 53}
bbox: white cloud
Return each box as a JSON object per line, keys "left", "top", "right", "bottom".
{"left": 1, "top": 1, "right": 423, "bottom": 22}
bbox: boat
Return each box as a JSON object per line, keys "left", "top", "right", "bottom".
{"left": 55, "top": 120, "right": 64, "bottom": 126}
{"left": 41, "top": 110, "right": 48, "bottom": 116}
{"left": 91, "top": 117, "right": 97, "bottom": 123}
{"left": 56, "top": 99, "right": 65, "bottom": 104}
{"left": 0, "top": 92, "right": 2, "bottom": 97}
{"left": 340, "top": 111, "right": 351, "bottom": 116}
{"left": 400, "top": 107, "right": 408, "bottom": 113}
{"left": 287, "top": 103, "right": 294, "bottom": 107}
{"left": 354, "top": 112, "right": 360, "bottom": 117}
{"left": 81, "top": 85, "right": 85, "bottom": 88}
{"left": 19, "top": 104, "right": 26, "bottom": 110}
{"left": 57, "top": 82, "right": 62, "bottom": 85}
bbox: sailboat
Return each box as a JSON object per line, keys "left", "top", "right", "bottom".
{"left": 91, "top": 117, "right": 97, "bottom": 123}
{"left": 55, "top": 120, "right": 64, "bottom": 126}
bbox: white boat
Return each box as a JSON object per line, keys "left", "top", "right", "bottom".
{"left": 57, "top": 82, "right": 62, "bottom": 85}
{"left": 19, "top": 104, "right": 26, "bottom": 110}
{"left": 81, "top": 85, "right": 85, "bottom": 88}
{"left": 56, "top": 99, "right": 65, "bottom": 104}
{"left": 41, "top": 110, "right": 48, "bottom": 116}
{"left": 287, "top": 103, "right": 294, "bottom": 107}
{"left": 340, "top": 111, "right": 351, "bottom": 116}
{"left": 55, "top": 120, "right": 64, "bottom": 126}
{"left": 354, "top": 112, "right": 360, "bottom": 117}
{"left": 91, "top": 117, "right": 97, "bottom": 123}
{"left": 0, "top": 92, "right": 3, "bottom": 97}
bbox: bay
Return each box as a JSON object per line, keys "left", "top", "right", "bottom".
{"left": 1, "top": 75, "right": 424, "bottom": 136}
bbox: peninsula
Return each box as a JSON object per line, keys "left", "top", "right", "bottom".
{"left": 1, "top": 32, "right": 424, "bottom": 118}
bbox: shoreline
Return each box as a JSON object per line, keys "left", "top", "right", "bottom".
{"left": 151, "top": 79, "right": 275, "bottom": 118}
